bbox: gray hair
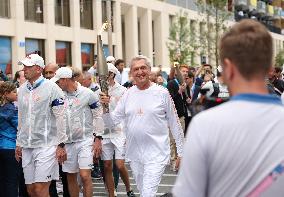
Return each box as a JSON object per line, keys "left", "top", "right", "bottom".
{"left": 129, "top": 55, "right": 152, "bottom": 69}
{"left": 82, "top": 71, "right": 92, "bottom": 79}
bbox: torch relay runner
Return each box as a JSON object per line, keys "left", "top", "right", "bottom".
{"left": 99, "top": 55, "right": 184, "bottom": 197}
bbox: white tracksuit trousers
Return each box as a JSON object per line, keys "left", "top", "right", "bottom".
{"left": 130, "top": 161, "right": 166, "bottom": 197}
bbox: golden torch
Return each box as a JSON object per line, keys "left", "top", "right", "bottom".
{"left": 97, "top": 22, "right": 110, "bottom": 113}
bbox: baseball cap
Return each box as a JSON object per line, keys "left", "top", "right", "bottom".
{"left": 106, "top": 56, "right": 115, "bottom": 63}
{"left": 50, "top": 67, "right": 72, "bottom": 83}
{"left": 107, "top": 63, "right": 119, "bottom": 75}
{"left": 20, "top": 54, "right": 45, "bottom": 69}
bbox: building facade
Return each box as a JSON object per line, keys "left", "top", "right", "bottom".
{"left": 0, "top": 0, "right": 284, "bottom": 75}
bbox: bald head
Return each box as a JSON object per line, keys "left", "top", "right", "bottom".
{"left": 44, "top": 63, "right": 59, "bottom": 79}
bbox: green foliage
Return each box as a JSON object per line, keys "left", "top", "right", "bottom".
{"left": 196, "top": 0, "right": 231, "bottom": 66}
{"left": 167, "top": 11, "right": 198, "bottom": 66}
{"left": 275, "top": 49, "right": 284, "bottom": 68}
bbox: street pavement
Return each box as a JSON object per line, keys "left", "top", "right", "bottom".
{"left": 59, "top": 163, "right": 177, "bottom": 197}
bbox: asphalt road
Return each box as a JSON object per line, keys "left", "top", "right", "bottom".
{"left": 93, "top": 163, "right": 177, "bottom": 196}
{"left": 59, "top": 163, "right": 177, "bottom": 197}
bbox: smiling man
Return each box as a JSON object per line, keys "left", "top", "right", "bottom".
{"left": 100, "top": 55, "right": 184, "bottom": 197}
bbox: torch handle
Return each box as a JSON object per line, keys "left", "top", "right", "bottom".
{"left": 99, "top": 75, "right": 109, "bottom": 113}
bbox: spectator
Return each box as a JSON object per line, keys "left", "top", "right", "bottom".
{"left": 275, "top": 67, "right": 282, "bottom": 80}
{"left": 268, "top": 66, "right": 284, "bottom": 95}
{"left": 0, "top": 82, "right": 20, "bottom": 197}
{"left": 13, "top": 70, "right": 26, "bottom": 88}
{"left": 114, "top": 59, "right": 129, "bottom": 85}
{"left": 156, "top": 74, "right": 167, "bottom": 87}
{"left": 0, "top": 69, "right": 8, "bottom": 82}
{"left": 173, "top": 19, "right": 284, "bottom": 197}
{"left": 149, "top": 71, "right": 157, "bottom": 83}
{"left": 44, "top": 63, "right": 59, "bottom": 80}
{"left": 157, "top": 65, "right": 169, "bottom": 81}
{"left": 167, "top": 64, "right": 189, "bottom": 170}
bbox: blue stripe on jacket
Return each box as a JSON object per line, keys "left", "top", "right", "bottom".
{"left": 51, "top": 98, "right": 65, "bottom": 107}
{"left": 89, "top": 101, "right": 99, "bottom": 109}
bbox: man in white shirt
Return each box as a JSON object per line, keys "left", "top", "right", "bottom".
{"left": 15, "top": 54, "right": 67, "bottom": 197}
{"left": 51, "top": 67, "right": 104, "bottom": 197}
{"left": 101, "top": 55, "right": 184, "bottom": 197}
{"left": 173, "top": 19, "right": 284, "bottom": 197}
{"left": 114, "top": 59, "right": 129, "bottom": 85}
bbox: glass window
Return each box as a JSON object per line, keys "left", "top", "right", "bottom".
{"left": 24, "top": 0, "right": 43, "bottom": 23}
{"left": 0, "top": 36, "right": 12, "bottom": 76}
{"left": 25, "top": 38, "right": 45, "bottom": 59}
{"left": 55, "top": 0, "right": 70, "bottom": 26}
{"left": 56, "top": 41, "right": 71, "bottom": 66}
{"left": 102, "top": 44, "right": 115, "bottom": 57}
{"left": 0, "top": 0, "right": 10, "bottom": 18}
{"left": 102, "top": 1, "right": 114, "bottom": 31}
{"left": 81, "top": 43, "right": 94, "bottom": 70}
{"left": 177, "top": 0, "right": 187, "bottom": 7}
{"left": 187, "top": 0, "right": 197, "bottom": 10}
{"left": 166, "top": 0, "right": 177, "bottom": 5}
{"left": 80, "top": 0, "right": 93, "bottom": 29}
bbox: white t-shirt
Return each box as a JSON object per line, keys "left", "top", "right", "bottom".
{"left": 173, "top": 93, "right": 284, "bottom": 197}
{"left": 103, "top": 83, "right": 184, "bottom": 164}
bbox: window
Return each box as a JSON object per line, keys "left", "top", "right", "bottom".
{"left": 55, "top": 0, "right": 70, "bottom": 26}
{"left": 24, "top": 0, "right": 43, "bottom": 23}
{"left": 0, "top": 0, "right": 10, "bottom": 18}
{"left": 102, "top": 0, "right": 114, "bottom": 31}
{"left": 56, "top": 41, "right": 71, "bottom": 66}
{"left": 0, "top": 36, "right": 12, "bottom": 75}
{"left": 103, "top": 44, "right": 115, "bottom": 57}
{"left": 80, "top": 0, "right": 93, "bottom": 29}
{"left": 81, "top": 43, "right": 94, "bottom": 70}
{"left": 25, "top": 38, "right": 45, "bottom": 59}
{"left": 177, "top": 0, "right": 187, "bottom": 7}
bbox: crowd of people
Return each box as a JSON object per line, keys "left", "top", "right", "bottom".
{"left": 1, "top": 19, "right": 284, "bottom": 197}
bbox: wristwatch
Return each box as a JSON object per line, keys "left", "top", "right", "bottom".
{"left": 58, "top": 143, "right": 65, "bottom": 148}
{"left": 93, "top": 133, "right": 103, "bottom": 140}
{"left": 95, "top": 136, "right": 103, "bottom": 140}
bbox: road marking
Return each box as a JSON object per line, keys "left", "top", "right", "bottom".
{"left": 93, "top": 182, "right": 174, "bottom": 187}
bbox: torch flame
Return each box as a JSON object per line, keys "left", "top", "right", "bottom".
{"left": 98, "top": 21, "right": 110, "bottom": 35}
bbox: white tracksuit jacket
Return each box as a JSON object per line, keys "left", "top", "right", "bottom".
{"left": 17, "top": 76, "right": 67, "bottom": 148}
{"left": 64, "top": 83, "right": 104, "bottom": 143}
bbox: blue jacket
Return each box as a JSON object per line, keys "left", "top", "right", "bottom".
{"left": 0, "top": 102, "right": 18, "bottom": 149}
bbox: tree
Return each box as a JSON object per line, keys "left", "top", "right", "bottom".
{"left": 275, "top": 49, "right": 284, "bottom": 68}
{"left": 196, "top": 0, "right": 231, "bottom": 66}
{"left": 167, "top": 11, "right": 198, "bottom": 66}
